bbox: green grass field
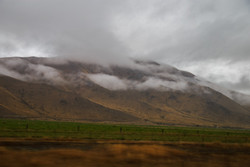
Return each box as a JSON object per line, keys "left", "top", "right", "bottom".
{"left": 0, "top": 119, "right": 249, "bottom": 143}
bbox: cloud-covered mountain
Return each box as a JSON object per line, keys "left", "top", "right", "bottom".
{"left": 0, "top": 57, "right": 250, "bottom": 128}
{"left": 1, "top": 0, "right": 250, "bottom": 95}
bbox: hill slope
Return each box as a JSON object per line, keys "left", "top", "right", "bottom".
{"left": 0, "top": 57, "right": 250, "bottom": 128}
{"left": 0, "top": 76, "right": 138, "bottom": 123}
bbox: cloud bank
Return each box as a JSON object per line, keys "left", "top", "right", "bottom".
{"left": 0, "top": 58, "right": 65, "bottom": 84}
{"left": 1, "top": 57, "right": 250, "bottom": 105}
{"left": 87, "top": 73, "right": 188, "bottom": 91}
{"left": 0, "top": 0, "right": 250, "bottom": 94}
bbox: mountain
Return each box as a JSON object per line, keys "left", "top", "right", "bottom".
{"left": 0, "top": 57, "right": 250, "bottom": 128}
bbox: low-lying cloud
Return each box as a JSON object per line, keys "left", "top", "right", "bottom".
{"left": 1, "top": 57, "right": 250, "bottom": 105}
{"left": 0, "top": 0, "right": 250, "bottom": 98}
{"left": 87, "top": 73, "right": 188, "bottom": 91}
{"left": 181, "top": 60, "right": 250, "bottom": 95}
{"left": 0, "top": 57, "right": 190, "bottom": 92}
{"left": 87, "top": 74, "right": 128, "bottom": 91}
{"left": 135, "top": 77, "right": 188, "bottom": 91}
{"left": 0, "top": 58, "right": 65, "bottom": 84}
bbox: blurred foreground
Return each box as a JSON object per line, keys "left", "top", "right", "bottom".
{"left": 0, "top": 138, "right": 250, "bottom": 167}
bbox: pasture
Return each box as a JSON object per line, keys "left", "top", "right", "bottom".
{"left": 0, "top": 119, "right": 249, "bottom": 143}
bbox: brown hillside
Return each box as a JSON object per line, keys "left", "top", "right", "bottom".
{"left": 0, "top": 57, "right": 250, "bottom": 128}
{"left": 0, "top": 76, "right": 139, "bottom": 122}
{"left": 76, "top": 84, "right": 250, "bottom": 128}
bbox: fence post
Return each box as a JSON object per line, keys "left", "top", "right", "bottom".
{"left": 120, "top": 127, "right": 122, "bottom": 133}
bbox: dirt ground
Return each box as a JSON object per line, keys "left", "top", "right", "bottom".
{"left": 0, "top": 138, "right": 249, "bottom": 167}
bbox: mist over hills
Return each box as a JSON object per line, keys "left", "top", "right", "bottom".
{"left": 0, "top": 57, "right": 250, "bottom": 128}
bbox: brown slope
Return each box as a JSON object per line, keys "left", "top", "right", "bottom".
{"left": 1, "top": 57, "right": 250, "bottom": 128}
{"left": 243, "top": 106, "right": 250, "bottom": 113}
{"left": 0, "top": 85, "right": 39, "bottom": 118}
{"left": 76, "top": 84, "right": 250, "bottom": 128}
{"left": 0, "top": 76, "right": 139, "bottom": 122}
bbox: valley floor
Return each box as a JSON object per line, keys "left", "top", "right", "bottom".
{"left": 0, "top": 138, "right": 250, "bottom": 167}
{"left": 0, "top": 119, "right": 250, "bottom": 166}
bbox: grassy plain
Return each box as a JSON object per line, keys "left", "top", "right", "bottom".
{"left": 0, "top": 119, "right": 250, "bottom": 143}
{"left": 0, "top": 119, "right": 250, "bottom": 167}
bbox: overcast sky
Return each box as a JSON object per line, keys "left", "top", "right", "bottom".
{"left": 0, "top": 0, "right": 250, "bottom": 94}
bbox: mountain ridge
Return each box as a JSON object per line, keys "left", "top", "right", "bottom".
{"left": 0, "top": 57, "right": 250, "bottom": 128}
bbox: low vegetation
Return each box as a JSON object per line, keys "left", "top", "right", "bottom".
{"left": 1, "top": 140, "right": 250, "bottom": 167}
{"left": 0, "top": 119, "right": 249, "bottom": 143}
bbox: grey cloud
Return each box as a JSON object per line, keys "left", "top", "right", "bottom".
{"left": 86, "top": 73, "right": 188, "bottom": 91}
{"left": 86, "top": 61, "right": 191, "bottom": 91}
{"left": 116, "top": 0, "right": 250, "bottom": 94}
{"left": 180, "top": 60, "right": 250, "bottom": 95}
{"left": 0, "top": 58, "right": 65, "bottom": 84}
{"left": 0, "top": 0, "right": 250, "bottom": 95}
{"left": 220, "top": 76, "right": 250, "bottom": 95}
{"left": 0, "top": 0, "right": 129, "bottom": 65}
{"left": 1, "top": 56, "right": 250, "bottom": 104}
{"left": 134, "top": 77, "right": 188, "bottom": 91}
{"left": 87, "top": 73, "right": 128, "bottom": 90}
{"left": 196, "top": 76, "right": 250, "bottom": 105}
